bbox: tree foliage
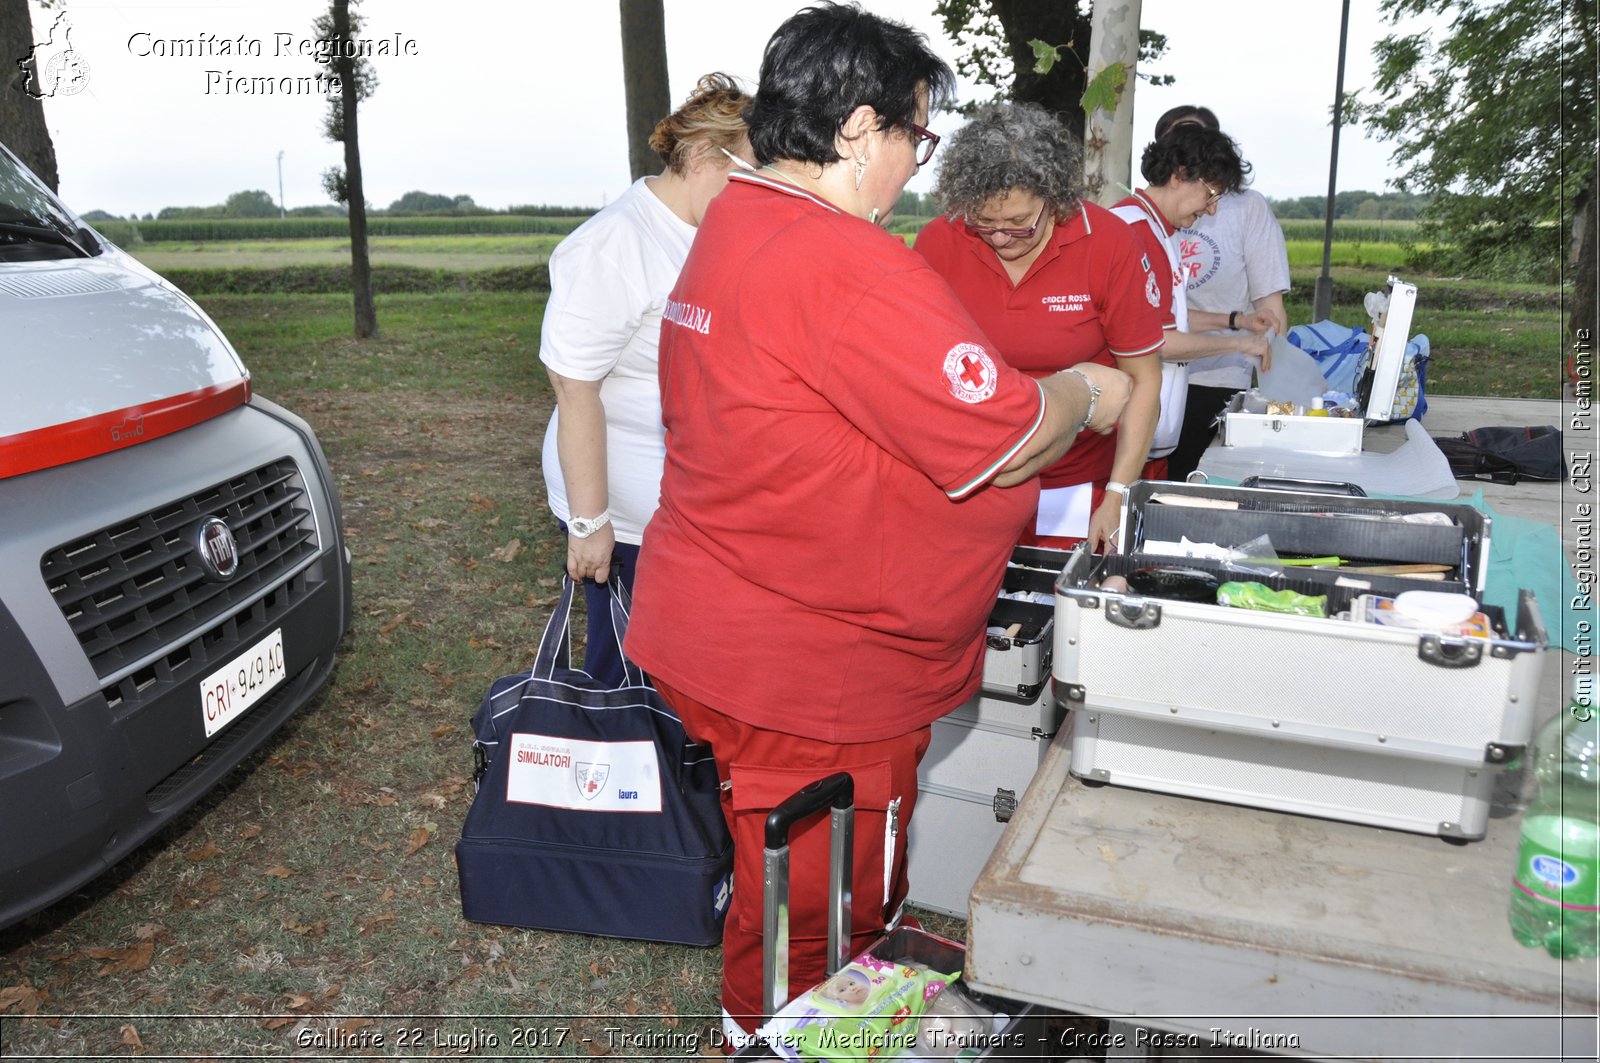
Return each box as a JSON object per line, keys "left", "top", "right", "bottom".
{"left": 312, "top": 2, "right": 377, "bottom": 153}
{"left": 223, "top": 189, "right": 279, "bottom": 217}
{"left": 388, "top": 190, "right": 455, "bottom": 213}
{"left": 1268, "top": 189, "right": 1431, "bottom": 222}
{"left": 1352, "top": 0, "right": 1595, "bottom": 282}
{"left": 931, "top": 0, "right": 1170, "bottom": 126}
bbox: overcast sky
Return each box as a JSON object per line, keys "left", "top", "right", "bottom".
{"left": 25, "top": 0, "right": 1436, "bottom": 218}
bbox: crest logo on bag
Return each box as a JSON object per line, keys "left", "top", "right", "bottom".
{"left": 575, "top": 762, "right": 610, "bottom": 800}
{"left": 506, "top": 732, "right": 663, "bottom": 812}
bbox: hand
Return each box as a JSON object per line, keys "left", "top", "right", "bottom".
{"left": 1240, "top": 332, "right": 1273, "bottom": 373}
{"left": 1235, "top": 310, "right": 1274, "bottom": 334}
{"left": 567, "top": 523, "right": 616, "bottom": 583}
{"left": 1070, "top": 362, "right": 1134, "bottom": 434}
{"left": 1087, "top": 495, "right": 1122, "bottom": 553}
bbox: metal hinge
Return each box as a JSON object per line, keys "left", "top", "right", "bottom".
{"left": 993, "top": 788, "right": 1018, "bottom": 823}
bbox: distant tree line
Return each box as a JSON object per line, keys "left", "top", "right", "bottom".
{"left": 83, "top": 188, "right": 601, "bottom": 222}
{"left": 891, "top": 188, "right": 1428, "bottom": 224}
{"left": 1266, "top": 189, "right": 1430, "bottom": 222}
{"left": 83, "top": 186, "right": 1427, "bottom": 227}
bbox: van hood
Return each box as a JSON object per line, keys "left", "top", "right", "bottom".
{"left": 0, "top": 249, "right": 250, "bottom": 479}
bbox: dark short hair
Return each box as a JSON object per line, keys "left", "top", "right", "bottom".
{"left": 746, "top": 2, "right": 956, "bottom": 167}
{"left": 1153, "top": 104, "right": 1220, "bottom": 140}
{"left": 1140, "top": 124, "right": 1251, "bottom": 192}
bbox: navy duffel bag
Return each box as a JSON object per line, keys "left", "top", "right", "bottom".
{"left": 456, "top": 575, "right": 733, "bottom": 945}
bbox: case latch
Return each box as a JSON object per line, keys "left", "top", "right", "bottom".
{"left": 1418, "top": 635, "right": 1484, "bottom": 669}
{"left": 993, "top": 788, "right": 1018, "bottom": 823}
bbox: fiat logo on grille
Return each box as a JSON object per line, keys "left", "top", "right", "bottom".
{"left": 195, "top": 517, "right": 240, "bottom": 580}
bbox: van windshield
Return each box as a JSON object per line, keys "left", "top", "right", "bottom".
{"left": 0, "top": 145, "right": 97, "bottom": 261}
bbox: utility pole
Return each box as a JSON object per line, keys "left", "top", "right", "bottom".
{"left": 1313, "top": 0, "right": 1351, "bottom": 322}
{"left": 276, "top": 150, "right": 286, "bottom": 220}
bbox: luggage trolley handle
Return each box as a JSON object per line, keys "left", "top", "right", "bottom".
{"left": 762, "top": 772, "right": 855, "bottom": 1021}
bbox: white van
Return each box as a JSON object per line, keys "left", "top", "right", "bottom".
{"left": 0, "top": 140, "right": 352, "bottom": 929}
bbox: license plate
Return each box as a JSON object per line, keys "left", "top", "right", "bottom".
{"left": 199, "top": 628, "right": 287, "bottom": 738}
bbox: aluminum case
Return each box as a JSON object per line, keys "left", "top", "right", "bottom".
{"left": 1220, "top": 276, "right": 1420, "bottom": 453}
{"left": 1052, "top": 480, "right": 1546, "bottom": 840}
{"left": 978, "top": 548, "right": 1063, "bottom": 701}
{"left": 911, "top": 548, "right": 1072, "bottom": 917}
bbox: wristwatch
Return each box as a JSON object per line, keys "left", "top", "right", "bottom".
{"left": 1062, "top": 368, "right": 1101, "bottom": 432}
{"left": 568, "top": 510, "right": 611, "bottom": 539}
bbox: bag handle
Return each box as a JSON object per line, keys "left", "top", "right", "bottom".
{"left": 605, "top": 577, "right": 650, "bottom": 689}
{"left": 530, "top": 575, "right": 577, "bottom": 680}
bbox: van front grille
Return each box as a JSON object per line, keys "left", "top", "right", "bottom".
{"left": 42, "top": 459, "right": 321, "bottom": 687}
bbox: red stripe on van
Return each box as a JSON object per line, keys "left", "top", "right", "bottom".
{"left": 0, "top": 378, "right": 251, "bottom": 479}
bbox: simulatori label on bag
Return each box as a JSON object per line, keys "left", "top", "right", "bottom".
{"left": 505, "top": 733, "right": 663, "bottom": 812}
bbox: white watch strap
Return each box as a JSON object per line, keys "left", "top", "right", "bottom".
{"left": 569, "top": 509, "right": 611, "bottom": 538}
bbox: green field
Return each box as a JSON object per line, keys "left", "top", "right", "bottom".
{"left": 131, "top": 233, "right": 563, "bottom": 272}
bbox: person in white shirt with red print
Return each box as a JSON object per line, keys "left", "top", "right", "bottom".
{"left": 1153, "top": 104, "right": 1292, "bottom": 482}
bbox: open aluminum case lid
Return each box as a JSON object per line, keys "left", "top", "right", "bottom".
{"left": 1362, "top": 275, "right": 1419, "bottom": 424}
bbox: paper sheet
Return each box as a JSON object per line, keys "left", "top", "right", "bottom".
{"left": 1035, "top": 483, "right": 1092, "bottom": 538}
{"left": 1256, "top": 333, "right": 1330, "bottom": 405}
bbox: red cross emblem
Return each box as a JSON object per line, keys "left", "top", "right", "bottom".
{"left": 943, "top": 343, "right": 997, "bottom": 404}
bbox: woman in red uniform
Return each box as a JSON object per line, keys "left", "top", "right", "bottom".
{"left": 624, "top": 3, "right": 1132, "bottom": 1044}
{"left": 915, "top": 101, "right": 1165, "bottom": 552}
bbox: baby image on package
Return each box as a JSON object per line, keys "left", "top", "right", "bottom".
{"left": 756, "top": 951, "right": 960, "bottom": 1061}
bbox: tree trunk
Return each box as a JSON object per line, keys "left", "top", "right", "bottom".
{"left": 989, "top": 0, "right": 1089, "bottom": 131}
{"left": 0, "top": 0, "right": 59, "bottom": 190}
{"left": 331, "top": 0, "right": 376, "bottom": 338}
{"left": 1081, "top": 0, "right": 1141, "bottom": 206}
{"left": 619, "top": 0, "right": 669, "bottom": 182}
{"left": 1571, "top": 154, "right": 1598, "bottom": 393}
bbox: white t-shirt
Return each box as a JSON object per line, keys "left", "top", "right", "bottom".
{"left": 539, "top": 177, "right": 695, "bottom": 544}
{"left": 1175, "top": 189, "right": 1291, "bottom": 389}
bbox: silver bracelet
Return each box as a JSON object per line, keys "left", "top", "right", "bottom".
{"left": 1061, "top": 368, "right": 1101, "bottom": 432}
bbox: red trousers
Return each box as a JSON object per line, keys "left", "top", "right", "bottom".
{"left": 652, "top": 679, "right": 931, "bottom": 1037}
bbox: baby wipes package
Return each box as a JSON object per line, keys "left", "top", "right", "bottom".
{"left": 756, "top": 951, "right": 960, "bottom": 1062}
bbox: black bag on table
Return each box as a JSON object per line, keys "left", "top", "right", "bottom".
{"left": 455, "top": 576, "right": 733, "bottom": 946}
{"left": 1434, "top": 425, "right": 1566, "bottom": 485}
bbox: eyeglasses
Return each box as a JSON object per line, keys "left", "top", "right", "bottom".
{"left": 963, "top": 201, "right": 1048, "bottom": 240}
{"left": 906, "top": 122, "right": 940, "bottom": 167}
{"left": 1202, "top": 181, "right": 1223, "bottom": 206}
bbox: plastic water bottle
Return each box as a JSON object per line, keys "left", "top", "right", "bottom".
{"left": 1508, "top": 700, "right": 1600, "bottom": 959}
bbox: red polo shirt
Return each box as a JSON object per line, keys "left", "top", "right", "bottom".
{"left": 625, "top": 173, "right": 1043, "bottom": 742}
{"left": 914, "top": 201, "right": 1164, "bottom": 488}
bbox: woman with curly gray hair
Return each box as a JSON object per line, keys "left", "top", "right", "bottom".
{"left": 916, "top": 101, "right": 1164, "bottom": 552}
